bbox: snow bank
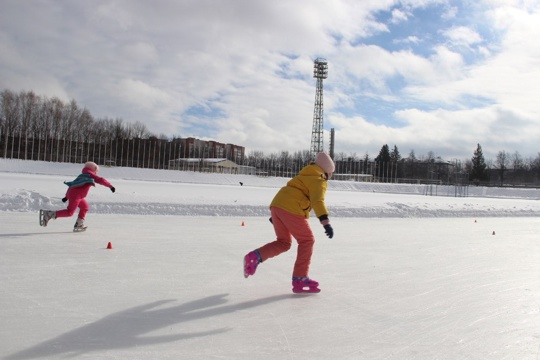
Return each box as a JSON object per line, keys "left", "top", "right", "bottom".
{"left": 1, "top": 159, "right": 540, "bottom": 217}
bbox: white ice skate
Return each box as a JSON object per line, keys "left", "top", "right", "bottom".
{"left": 39, "top": 210, "right": 56, "bottom": 227}
{"left": 73, "top": 217, "right": 87, "bottom": 232}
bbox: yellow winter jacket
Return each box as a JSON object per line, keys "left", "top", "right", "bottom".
{"left": 270, "top": 164, "right": 329, "bottom": 219}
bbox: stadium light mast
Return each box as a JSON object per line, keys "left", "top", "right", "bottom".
{"left": 310, "top": 58, "right": 328, "bottom": 158}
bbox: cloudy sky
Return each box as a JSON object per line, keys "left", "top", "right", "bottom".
{"left": 1, "top": 0, "right": 539, "bottom": 161}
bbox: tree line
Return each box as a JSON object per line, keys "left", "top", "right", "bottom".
{"left": 348, "top": 143, "right": 540, "bottom": 186}
{"left": 2, "top": 89, "right": 540, "bottom": 186}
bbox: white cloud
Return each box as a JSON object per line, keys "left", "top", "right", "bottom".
{"left": 115, "top": 79, "right": 170, "bottom": 109}
{"left": 442, "top": 5, "right": 458, "bottom": 19}
{"left": 398, "top": 35, "right": 421, "bottom": 44}
{"left": 121, "top": 42, "right": 159, "bottom": 66}
{"left": 443, "top": 26, "right": 483, "bottom": 47}
{"left": 331, "top": 105, "right": 540, "bottom": 160}
{"left": 0, "top": 0, "right": 539, "bottom": 161}
{"left": 391, "top": 8, "right": 411, "bottom": 24}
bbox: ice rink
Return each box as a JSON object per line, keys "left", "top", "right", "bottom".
{"left": 1, "top": 160, "right": 539, "bottom": 359}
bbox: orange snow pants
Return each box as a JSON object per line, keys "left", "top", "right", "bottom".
{"left": 257, "top": 206, "right": 315, "bottom": 278}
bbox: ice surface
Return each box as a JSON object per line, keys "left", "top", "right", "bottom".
{"left": 1, "top": 159, "right": 539, "bottom": 359}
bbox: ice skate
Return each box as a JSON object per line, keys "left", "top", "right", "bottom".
{"left": 73, "top": 217, "right": 87, "bottom": 232}
{"left": 244, "top": 250, "right": 261, "bottom": 278}
{"left": 39, "top": 210, "right": 56, "bottom": 227}
{"left": 292, "top": 277, "right": 321, "bottom": 293}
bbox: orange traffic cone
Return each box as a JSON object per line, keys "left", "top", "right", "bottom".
{"left": 241, "top": 221, "right": 245, "bottom": 226}
{"left": 107, "top": 242, "right": 113, "bottom": 249}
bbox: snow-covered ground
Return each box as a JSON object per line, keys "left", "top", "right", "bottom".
{"left": 1, "top": 159, "right": 539, "bottom": 359}
{"left": 2, "top": 159, "right": 540, "bottom": 218}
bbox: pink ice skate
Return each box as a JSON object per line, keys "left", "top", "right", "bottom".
{"left": 243, "top": 251, "right": 260, "bottom": 278}
{"left": 292, "top": 277, "right": 320, "bottom": 293}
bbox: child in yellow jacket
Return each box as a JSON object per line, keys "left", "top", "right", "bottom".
{"left": 243, "top": 152, "right": 335, "bottom": 293}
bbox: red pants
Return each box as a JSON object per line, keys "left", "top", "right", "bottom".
{"left": 257, "top": 207, "right": 315, "bottom": 278}
{"left": 56, "top": 196, "right": 89, "bottom": 220}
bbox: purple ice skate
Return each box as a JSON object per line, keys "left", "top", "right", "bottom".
{"left": 292, "top": 277, "right": 320, "bottom": 293}
{"left": 244, "top": 251, "right": 260, "bottom": 278}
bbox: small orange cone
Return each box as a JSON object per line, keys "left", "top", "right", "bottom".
{"left": 107, "top": 242, "right": 113, "bottom": 249}
{"left": 492, "top": 231, "right": 496, "bottom": 235}
{"left": 241, "top": 221, "right": 245, "bottom": 226}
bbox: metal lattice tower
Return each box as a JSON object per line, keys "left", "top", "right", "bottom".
{"left": 310, "top": 58, "right": 328, "bottom": 157}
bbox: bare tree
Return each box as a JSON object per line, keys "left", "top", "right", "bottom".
{"left": 245, "top": 150, "right": 265, "bottom": 168}
{"left": 495, "top": 150, "right": 510, "bottom": 185}
{"left": 511, "top": 151, "right": 524, "bottom": 170}
{"left": 132, "top": 121, "right": 149, "bottom": 139}
{"left": 1, "top": 89, "right": 20, "bottom": 157}
{"left": 46, "top": 97, "right": 64, "bottom": 161}
{"left": 112, "top": 118, "right": 126, "bottom": 139}
{"left": 333, "top": 152, "right": 346, "bottom": 161}
{"left": 531, "top": 153, "right": 540, "bottom": 170}
{"left": 18, "top": 91, "right": 40, "bottom": 159}
{"left": 407, "top": 149, "right": 416, "bottom": 161}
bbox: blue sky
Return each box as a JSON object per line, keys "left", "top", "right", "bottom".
{"left": 1, "top": 0, "right": 540, "bottom": 162}
{"left": 338, "top": 2, "right": 497, "bottom": 125}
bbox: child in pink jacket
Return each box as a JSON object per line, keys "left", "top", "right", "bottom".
{"left": 39, "top": 161, "right": 115, "bottom": 232}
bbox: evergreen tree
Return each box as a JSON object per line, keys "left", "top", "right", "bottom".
{"left": 375, "top": 144, "right": 391, "bottom": 181}
{"left": 390, "top": 145, "right": 401, "bottom": 162}
{"left": 470, "top": 143, "right": 488, "bottom": 183}
{"left": 375, "top": 144, "right": 391, "bottom": 163}
{"left": 389, "top": 145, "right": 402, "bottom": 179}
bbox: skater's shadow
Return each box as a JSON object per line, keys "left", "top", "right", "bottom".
{"left": 0, "top": 232, "right": 73, "bottom": 238}
{"left": 6, "top": 293, "right": 292, "bottom": 359}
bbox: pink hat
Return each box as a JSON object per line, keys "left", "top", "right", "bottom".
{"left": 84, "top": 161, "right": 99, "bottom": 172}
{"left": 315, "top": 152, "right": 335, "bottom": 174}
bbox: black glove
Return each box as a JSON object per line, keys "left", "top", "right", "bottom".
{"left": 110, "top": 187, "right": 116, "bottom": 193}
{"left": 323, "top": 224, "right": 334, "bottom": 239}
{"left": 318, "top": 214, "right": 333, "bottom": 239}
{"left": 269, "top": 217, "right": 273, "bottom": 224}
{"left": 62, "top": 197, "right": 68, "bottom": 203}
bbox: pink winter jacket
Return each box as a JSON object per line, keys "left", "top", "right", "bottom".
{"left": 65, "top": 167, "right": 113, "bottom": 199}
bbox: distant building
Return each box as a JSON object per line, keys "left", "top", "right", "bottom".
{"left": 332, "top": 173, "right": 373, "bottom": 182}
{"left": 180, "top": 137, "right": 245, "bottom": 164}
{"left": 168, "top": 158, "right": 255, "bottom": 175}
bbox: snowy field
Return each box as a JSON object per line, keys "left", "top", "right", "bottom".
{"left": 1, "top": 159, "right": 539, "bottom": 359}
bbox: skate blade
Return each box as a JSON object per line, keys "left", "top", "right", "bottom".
{"left": 243, "top": 257, "right": 248, "bottom": 278}
{"left": 292, "top": 288, "right": 321, "bottom": 294}
{"left": 73, "top": 227, "right": 87, "bottom": 233}
{"left": 39, "top": 210, "right": 46, "bottom": 227}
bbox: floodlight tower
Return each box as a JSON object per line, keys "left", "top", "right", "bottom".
{"left": 310, "top": 58, "right": 328, "bottom": 157}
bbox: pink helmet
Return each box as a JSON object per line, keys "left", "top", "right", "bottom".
{"left": 84, "top": 161, "right": 99, "bottom": 172}
{"left": 314, "top": 152, "right": 335, "bottom": 174}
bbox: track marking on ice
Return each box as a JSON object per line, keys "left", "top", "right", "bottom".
{"left": 267, "top": 310, "right": 293, "bottom": 360}
{"left": 467, "top": 309, "right": 511, "bottom": 327}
